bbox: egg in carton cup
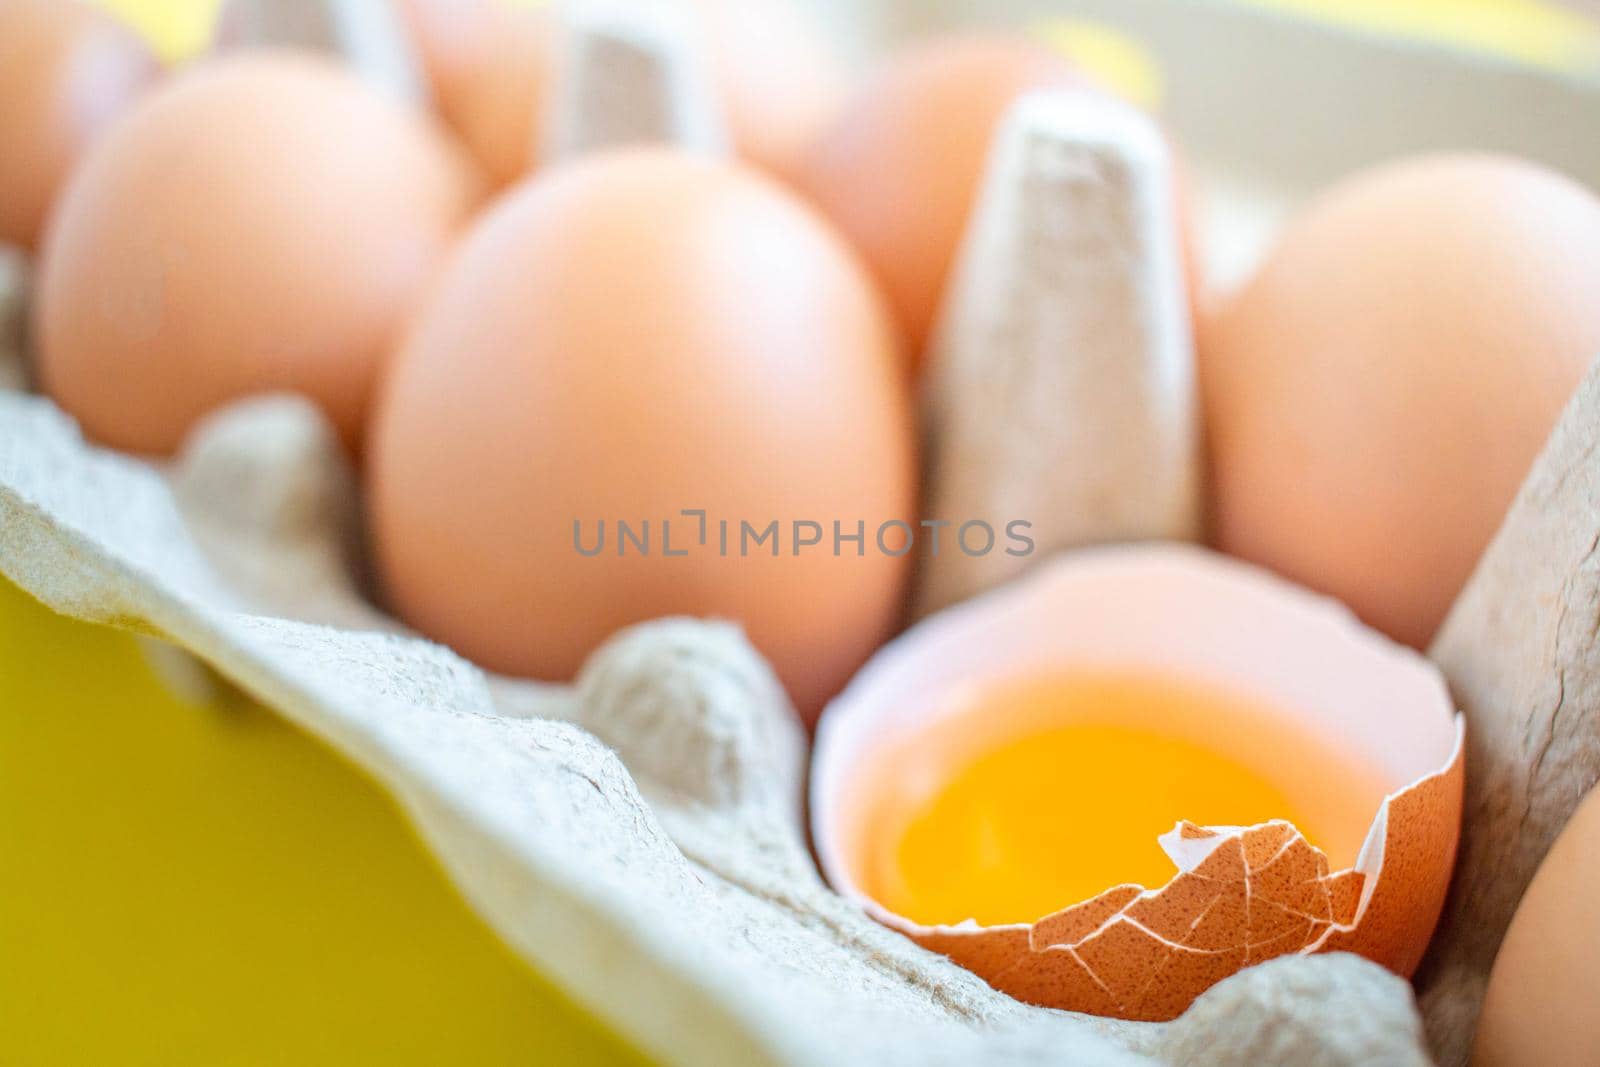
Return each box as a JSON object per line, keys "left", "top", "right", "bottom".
{"left": 1, "top": 1, "right": 1598, "bottom": 1065}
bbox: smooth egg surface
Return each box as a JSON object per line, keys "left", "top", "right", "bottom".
{"left": 1203, "top": 155, "right": 1600, "bottom": 648}
{"left": 1473, "top": 786, "right": 1600, "bottom": 1067}
{"left": 398, "top": 0, "right": 556, "bottom": 188}
{"left": 0, "top": 0, "right": 158, "bottom": 250}
{"left": 793, "top": 33, "right": 1085, "bottom": 360}
{"left": 35, "top": 50, "right": 484, "bottom": 456}
{"left": 368, "top": 148, "right": 914, "bottom": 721}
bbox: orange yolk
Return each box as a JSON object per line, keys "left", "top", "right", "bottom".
{"left": 850, "top": 673, "right": 1391, "bottom": 928}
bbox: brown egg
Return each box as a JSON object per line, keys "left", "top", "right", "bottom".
{"left": 397, "top": 0, "right": 840, "bottom": 188}
{"left": 368, "top": 148, "right": 914, "bottom": 720}
{"left": 689, "top": 0, "right": 842, "bottom": 178}
{"left": 0, "top": 0, "right": 158, "bottom": 250}
{"left": 1202, "top": 155, "right": 1600, "bottom": 648}
{"left": 791, "top": 34, "right": 1086, "bottom": 360}
{"left": 397, "top": 0, "right": 555, "bottom": 188}
{"left": 35, "top": 51, "right": 483, "bottom": 456}
{"left": 1473, "top": 785, "right": 1600, "bottom": 1066}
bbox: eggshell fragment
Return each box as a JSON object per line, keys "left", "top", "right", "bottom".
{"left": 812, "top": 544, "right": 1463, "bottom": 1021}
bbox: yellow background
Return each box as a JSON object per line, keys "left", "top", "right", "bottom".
{"left": 0, "top": 576, "right": 647, "bottom": 1066}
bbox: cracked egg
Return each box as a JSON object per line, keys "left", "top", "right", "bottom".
{"left": 811, "top": 544, "right": 1463, "bottom": 1021}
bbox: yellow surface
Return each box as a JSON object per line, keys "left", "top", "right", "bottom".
{"left": 1033, "top": 18, "right": 1167, "bottom": 109}
{"left": 0, "top": 575, "right": 649, "bottom": 1067}
{"left": 1234, "top": 0, "right": 1600, "bottom": 72}
{"left": 98, "top": 0, "right": 220, "bottom": 62}
{"left": 853, "top": 673, "right": 1390, "bottom": 927}
{"left": 1036, "top": 0, "right": 1600, "bottom": 105}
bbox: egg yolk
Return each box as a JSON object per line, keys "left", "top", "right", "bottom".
{"left": 852, "top": 673, "right": 1390, "bottom": 928}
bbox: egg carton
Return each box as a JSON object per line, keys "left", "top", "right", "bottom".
{"left": 3, "top": 2, "right": 1599, "bottom": 1065}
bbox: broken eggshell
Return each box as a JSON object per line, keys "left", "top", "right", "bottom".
{"left": 0, "top": 3, "right": 1457, "bottom": 1062}
{"left": 811, "top": 543, "right": 1464, "bottom": 1021}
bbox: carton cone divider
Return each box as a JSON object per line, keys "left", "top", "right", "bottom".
{"left": 1419, "top": 351, "right": 1600, "bottom": 1066}
{"left": 915, "top": 91, "right": 1199, "bottom": 618}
